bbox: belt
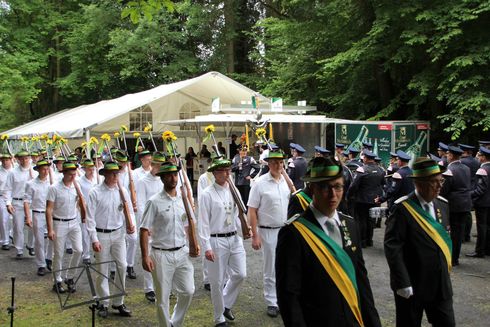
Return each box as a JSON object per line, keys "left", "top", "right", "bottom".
{"left": 53, "top": 217, "right": 76, "bottom": 222}
{"left": 32, "top": 210, "right": 46, "bottom": 214}
{"left": 13, "top": 197, "right": 23, "bottom": 201}
{"left": 152, "top": 245, "right": 185, "bottom": 251}
{"left": 96, "top": 227, "right": 122, "bottom": 233}
{"left": 210, "top": 231, "right": 237, "bottom": 237}
{"left": 259, "top": 225, "right": 282, "bottom": 230}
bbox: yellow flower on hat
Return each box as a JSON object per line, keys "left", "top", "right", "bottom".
{"left": 114, "top": 132, "right": 120, "bottom": 138}
{"left": 21, "top": 136, "right": 30, "bottom": 142}
{"left": 144, "top": 123, "right": 152, "bottom": 132}
{"left": 31, "top": 136, "right": 39, "bottom": 142}
{"left": 205, "top": 124, "right": 215, "bottom": 134}
{"left": 40, "top": 134, "right": 48, "bottom": 140}
{"left": 89, "top": 136, "right": 99, "bottom": 144}
{"left": 162, "top": 131, "right": 177, "bottom": 142}
{"left": 101, "top": 133, "right": 111, "bottom": 142}
{"left": 255, "top": 128, "right": 266, "bottom": 138}
{"left": 120, "top": 125, "right": 128, "bottom": 132}
{"left": 0, "top": 134, "right": 8, "bottom": 140}
{"left": 133, "top": 132, "right": 141, "bottom": 138}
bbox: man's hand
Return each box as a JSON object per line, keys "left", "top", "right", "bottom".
{"left": 48, "top": 230, "right": 56, "bottom": 241}
{"left": 127, "top": 225, "right": 136, "bottom": 234}
{"left": 374, "top": 196, "right": 381, "bottom": 204}
{"left": 7, "top": 205, "right": 15, "bottom": 215}
{"left": 252, "top": 233, "right": 261, "bottom": 250}
{"left": 205, "top": 249, "right": 215, "bottom": 262}
{"left": 396, "top": 286, "right": 413, "bottom": 299}
{"left": 92, "top": 241, "right": 102, "bottom": 252}
{"left": 25, "top": 218, "right": 32, "bottom": 227}
{"left": 142, "top": 256, "right": 155, "bottom": 272}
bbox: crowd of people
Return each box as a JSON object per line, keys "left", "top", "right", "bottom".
{"left": 0, "top": 135, "right": 489, "bottom": 327}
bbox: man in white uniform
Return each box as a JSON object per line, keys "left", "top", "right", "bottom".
{"left": 86, "top": 161, "right": 134, "bottom": 318}
{"left": 0, "top": 153, "right": 14, "bottom": 250}
{"left": 24, "top": 159, "right": 52, "bottom": 276}
{"left": 133, "top": 149, "right": 152, "bottom": 181}
{"left": 5, "top": 149, "right": 36, "bottom": 258}
{"left": 140, "top": 161, "right": 195, "bottom": 327}
{"left": 198, "top": 158, "right": 247, "bottom": 327}
{"left": 248, "top": 149, "right": 290, "bottom": 318}
{"left": 78, "top": 158, "right": 98, "bottom": 264}
{"left": 46, "top": 161, "right": 82, "bottom": 293}
{"left": 134, "top": 151, "right": 166, "bottom": 301}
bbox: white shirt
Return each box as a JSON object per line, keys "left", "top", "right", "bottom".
{"left": 46, "top": 181, "right": 79, "bottom": 219}
{"left": 24, "top": 177, "right": 50, "bottom": 211}
{"left": 310, "top": 204, "right": 341, "bottom": 237}
{"left": 133, "top": 166, "right": 150, "bottom": 182}
{"left": 140, "top": 191, "right": 187, "bottom": 249}
{"left": 135, "top": 173, "right": 162, "bottom": 218}
{"left": 0, "top": 166, "right": 13, "bottom": 199}
{"left": 197, "top": 172, "right": 214, "bottom": 203}
{"left": 5, "top": 166, "right": 37, "bottom": 205}
{"left": 78, "top": 174, "right": 97, "bottom": 199}
{"left": 198, "top": 182, "right": 239, "bottom": 252}
{"left": 415, "top": 190, "right": 436, "bottom": 220}
{"left": 247, "top": 172, "right": 290, "bottom": 227}
{"left": 86, "top": 182, "right": 134, "bottom": 243}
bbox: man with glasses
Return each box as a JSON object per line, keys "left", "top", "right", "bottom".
{"left": 276, "top": 156, "right": 381, "bottom": 327}
{"left": 385, "top": 157, "right": 454, "bottom": 327}
{"left": 248, "top": 149, "right": 291, "bottom": 318}
{"left": 198, "top": 157, "right": 247, "bottom": 327}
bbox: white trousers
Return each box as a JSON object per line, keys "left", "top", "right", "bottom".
{"left": 208, "top": 235, "right": 246, "bottom": 324}
{"left": 32, "top": 212, "right": 53, "bottom": 267}
{"left": 150, "top": 247, "right": 195, "bottom": 327}
{"left": 81, "top": 222, "right": 91, "bottom": 260}
{"left": 27, "top": 225, "right": 34, "bottom": 249}
{"left": 12, "top": 201, "right": 27, "bottom": 254}
{"left": 0, "top": 197, "right": 11, "bottom": 245}
{"left": 125, "top": 231, "right": 138, "bottom": 267}
{"left": 202, "top": 254, "right": 209, "bottom": 284}
{"left": 52, "top": 219, "right": 82, "bottom": 282}
{"left": 94, "top": 228, "right": 127, "bottom": 307}
{"left": 259, "top": 227, "right": 280, "bottom": 307}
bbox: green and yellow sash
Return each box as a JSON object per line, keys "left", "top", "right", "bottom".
{"left": 402, "top": 199, "right": 452, "bottom": 272}
{"left": 296, "top": 191, "right": 312, "bottom": 211}
{"left": 293, "top": 218, "right": 364, "bottom": 327}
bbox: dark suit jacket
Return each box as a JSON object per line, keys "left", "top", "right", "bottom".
{"left": 276, "top": 209, "right": 381, "bottom": 327}
{"left": 384, "top": 192, "right": 453, "bottom": 303}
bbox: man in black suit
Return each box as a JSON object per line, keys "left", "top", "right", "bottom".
{"left": 384, "top": 157, "right": 455, "bottom": 327}
{"left": 276, "top": 157, "right": 381, "bottom": 327}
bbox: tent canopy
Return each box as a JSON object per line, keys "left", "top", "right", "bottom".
{"left": 3, "top": 71, "right": 267, "bottom": 138}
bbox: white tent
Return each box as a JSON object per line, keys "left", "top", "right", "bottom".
{"left": 2, "top": 71, "right": 268, "bottom": 139}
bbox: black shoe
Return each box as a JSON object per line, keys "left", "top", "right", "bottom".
{"left": 215, "top": 323, "right": 228, "bottom": 327}
{"left": 15, "top": 253, "right": 23, "bottom": 260}
{"left": 98, "top": 306, "right": 108, "bottom": 318}
{"left": 204, "top": 283, "right": 211, "bottom": 291}
{"left": 366, "top": 240, "right": 373, "bottom": 247}
{"left": 453, "top": 260, "right": 459, "bottom": 266}
{"left": 126, "top": 266, "right": 136, "bottom": 279}
{"left": 266, "top": 306, "right": 279, "bottom": 318}
{"left": 66, "top": 248, "right": 73, "bottom": 255}
{"left": 2, "top": 244, "right": 9, "bottom": 250}
{"left": 27, "top": 246, "right": 35, "bottom": 256}
{"left": 464, "top": 236, "right": 471, "bottom": 242}
{"left": 46, "top": 259, "right": 52, "bottom": 271}
{"left": 223, "top": 308, "right": 235, "bottom": 321}
{"left": 145, "top": 291, "right": 156, "bottom": 302}
{"left": 65, "top": 278, "right": 76, "bottom": 293}
{"left": 53, "top": 282, "right": 66, "bottom": 294}
{"left": 112, "top": 304, "right": 132, "bottom": 317}
{"left": 37, "top": 267, "right": 46, "bottom": 276}
{"left": 83, "top": 258, "right": 91, "bottom": 265}
{"left": 110, "top": 271, "right": 115, "bottom": 280}
{"left": 466, "top": 252, "right": 485, "bottom": 258}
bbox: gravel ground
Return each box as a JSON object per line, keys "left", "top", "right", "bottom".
{"left": 0, "top": 222, "right": 489, "bottom": 326}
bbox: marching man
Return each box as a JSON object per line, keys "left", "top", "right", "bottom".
{"left": 140, "top": 161, "right": 195, "bottom": 327}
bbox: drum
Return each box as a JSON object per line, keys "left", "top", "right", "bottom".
{"left": 369, "top": 207, "right": 388, "bottom": 228}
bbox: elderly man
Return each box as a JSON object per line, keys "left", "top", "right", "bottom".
{"left": 140, "top": 161, "right": 195, "bottom": 327}
{"left": 248, "top": 149, "right": 290, "bottom": 318}
{"left": 276, "top": 156, "right": 381, "bottom": 327}
{"left": 384, "top": 157, "right": 454, "bottom": 327}
{"left": 86, "top": 161, "right": 135, "bottom": 318}
{"left": 198, "top": 157, "right": 247, "bottom": 327}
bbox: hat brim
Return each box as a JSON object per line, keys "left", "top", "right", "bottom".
{"left": 156, "top": 166, "right": 181, "bottom": 176}
{"left": 302, "top": 171, "right": 344, "bottom": 183}
{"left": 409, "top": 165, "right": 446, "bottom": 179}
{"left": 207, "top": 162, "right": 231, "bottom": 172}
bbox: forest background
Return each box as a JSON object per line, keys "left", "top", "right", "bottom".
{"left": 1, "top": 0, "right": 490, "bottom": 143}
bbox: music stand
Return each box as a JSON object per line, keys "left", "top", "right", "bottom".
{"left": 52, "top": 260, "right": 126, "bottom": 327}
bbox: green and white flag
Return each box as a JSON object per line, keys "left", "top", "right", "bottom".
{"left": 271, "top": 97, "right": 283, "bottom": 112}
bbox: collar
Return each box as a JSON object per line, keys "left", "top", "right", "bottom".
{"left": 448, "top": 160, "right": 460, "bottom": 167}
{"left": 415, "top": 190, "right": 433, "bottom": 208}
{"left": 265, "top": 172, "right": 284, "bottom": 183}
{"left": 310, "top": 203, "right": 341, "bottom": 226}
{"left": 161, "top": 190, "right": 178, "bottom": 201}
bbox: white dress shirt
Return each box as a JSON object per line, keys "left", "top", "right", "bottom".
{"left": 140, "top": 191, "right": 187, "bottom": 249}
{"left": 46, "top": 181, "right": 79, "bottom": 219}
{"left": 247, "top": 172, "right": 290, "bottom": 227}
{"left": 24, "top": 177, "right": 50, "bottom": 211}
{"left": 78, "top": 174, "right": 97, "bottom": 199}
{"left": 310, "top": 204, "right": 342, "bottom": 237}
{"left": 0, "top": 166, "right": 13, "bottom": 200}
{"left": 133, "top": 166, "right": 150, "bottom": 182}
{"left": 5, "top": 166, "right": 37, "bottom": 205}
{"left": 415, "top": 190, "right": 436, "bottom": 220}
{"left": 135, "top": 173, "right": 162, "bottom": 218}
{"left": 198, "top": 182, "right": 239, "bottom": 252}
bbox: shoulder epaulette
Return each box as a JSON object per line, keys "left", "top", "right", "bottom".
{"left": 394, "top": 195, "right": 410, "bottom": 204}
{"left": 437, "top": 195, "right": 448, "bottom": 203}
{"left": 392, "top": 172, "right": 402, "bottom": 180}
{"left": 338, "top": 211, "right": 354, "bottom": 220}
{"left": 285, "top": 214, "right": 301, "bottom": 225}
{"left": 292, "top": 188, "right": 303, "bottom": 196}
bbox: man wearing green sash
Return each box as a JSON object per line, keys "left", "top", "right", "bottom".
{"left": 384, "top": 157, "right": 455, "bottom": 327}
{"left": 276, "top": 157, "right": 381, "bottom": 327}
